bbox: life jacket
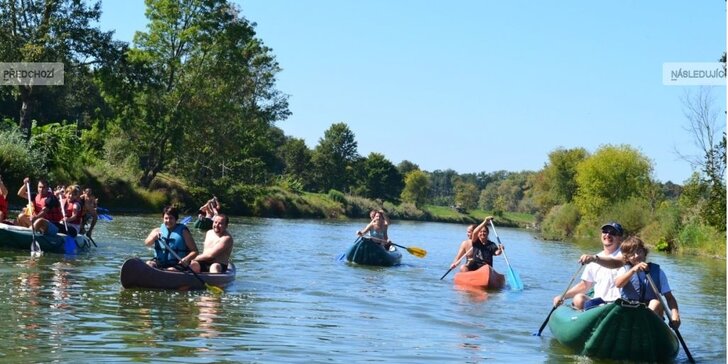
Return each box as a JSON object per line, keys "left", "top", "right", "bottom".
{"left": 63, "top": 200, "right": 83, "bottom": 225}
{"left": 471, "top": 239, "right": 497, "bottom": 268}
{"left": 153, "top": 223, "right": 191, "bottom": 268}
{"left": 621, "top": 262, "right": 662, "bottom": 303}
{"left": 0, "top": 194, "right": 7, "bottom": 219}
{"left": 35, "top": 193, "right": 63, "bottom": 223}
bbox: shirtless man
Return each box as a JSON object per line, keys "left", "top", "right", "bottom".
{"left": 190, "top": 214, "right": 233, "bottom": 273}
{"left": 80, "top": 188, "right": 98, "bottom": 238}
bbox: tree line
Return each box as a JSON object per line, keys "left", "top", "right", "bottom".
{"left": 0, "top": 0, "right": 724, "bottom": 253}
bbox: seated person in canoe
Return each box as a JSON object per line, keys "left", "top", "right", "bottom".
{"left": 454, "top": 216, "right": 503, "bottom": 272}
{"left": 554, "top": 222, "right": 625, "bottom": 310}
{"left": 144, "top": 206, "right": 199, "bottom": 270}
{"left": 448, "top": 223, "right": 476, "bottom": 270}
{"left": 0, "top": 175, "right": 8, "bottom": 223}
{"left": 80, "top": 187, "right": 99, "bottom": 238}
{"left": 584, "top": 236, "right": 682, "bottom": 329}
{"left": 190, "top": 214, "right": 234, "bottom": 274}
{"left": 357, "top": 209, "right": 391, "bottom": 249}
{"left": 17, "top": 177, "right": 64, "bottom": 236}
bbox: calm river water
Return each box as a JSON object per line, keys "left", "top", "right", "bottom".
{"left": 0, "top": 216, "right": 724, "bottom": 363}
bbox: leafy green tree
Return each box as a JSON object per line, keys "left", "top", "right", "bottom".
{"left": 397, "top": 160, "right": 419, "bottom": 176}
{"left": 357, "top": 153, "right": 404, "bottom": 201}
{"left": 533, "top": 148, "right": 589, "bottom": 219}
{"left": 428, "top": 169, "right": 459, "bottom": 205}
{"left": 311, "top": 122, "right": 359, "bottom": 192}
{"left": 278, "top": 137, "right": 313, "bottom": 186}
{"left": 400, "top": 170, "right": 430, "bottom": 207}
{"left": 0, "top": 0, "right": 115, "bottom": 140}
{"left": 100, "top": 0, "right": 289, "bottom": 187}
{"left": 573, "top": 145, "right": 653, "bottom": 219}
{"left": 454, "top": 181, "right": 479, "bottom": 211}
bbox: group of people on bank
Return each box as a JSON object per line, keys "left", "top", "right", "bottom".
{"left": 0, "top": 176, "right": 100, "bottom": 239}
{"left": 356, "top": 211, "right": 681, "bottom": 327}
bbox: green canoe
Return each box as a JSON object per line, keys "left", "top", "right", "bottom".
{"left": 345, "top": 236, "right": 402, "bottom": 267}
{"left": 194, "top": 218, "right": 213, "bottom": 230}
{"left": 0, "top": 223, "right": 92, "bottom": 254}
{"left": 548, "top": 299, "right": 679, "bottom": 361}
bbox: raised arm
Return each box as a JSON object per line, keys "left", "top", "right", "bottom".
{"left": 580, "top": 254, "right": 625, "bottom": 269}
{"left": 470, "top": 216, "right": 493, "bottom": 242}
{"left": 144, "top": 227, "right": 161, "bottom": 246}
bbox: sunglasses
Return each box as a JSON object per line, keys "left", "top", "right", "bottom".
{"left": 601, "top": 229, "right": 620, "bottom": 236}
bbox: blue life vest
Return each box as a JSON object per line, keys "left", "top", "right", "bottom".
{"left": 621, "top": 262, "right": 662, "bottom": 303}
{"left": 153, "top": 223, "right": 190, "bottom": 268}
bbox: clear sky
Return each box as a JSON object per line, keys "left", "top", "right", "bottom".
{"left": 98, "top": 0, "right": 726, "bottom": 184}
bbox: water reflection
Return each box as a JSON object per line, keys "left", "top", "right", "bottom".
{"left": 196, "top": 295, "right": 221, "bottom": 340}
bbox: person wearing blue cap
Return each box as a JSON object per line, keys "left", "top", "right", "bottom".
{"left": 553, "top": 222, "right": 625, "bottom": 310}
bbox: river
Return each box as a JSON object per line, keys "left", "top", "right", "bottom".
{"left": 0, "top": 216, "right": 724, "bottom": 363}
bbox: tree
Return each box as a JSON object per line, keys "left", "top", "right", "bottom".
{"left": 401, "top": 170, "right": 430, "bottom": 207}
{"left": 428, "top": 169, "right": 459, "bottom": 205}
{"left": 311, "top": 122, "right": 359, "bottom": 192}
{"left": 357, "top": 153, "right": 404, "bottom": 201}
{"left": 676, "top": 87, "right": 726, "bottom": 231}
{"left": 0, "top": 0, "right": 115, "bottom": 140}
{"left": 396, "top": 160, "right": 419, "bottom": 176}
{"left": 573, "top": 145, "right": 653, "bottom": 219}
{"left": 100, "top": 0, "right": 289, "bottom": 187}
{"left": 454, "top": 181, "right": 479, "bottom": 211}
{"left": 278, "top": 137, "right": 313, "bottom": 186}
{"left": 533, "top": 147, "right": 589, "bottom": 216}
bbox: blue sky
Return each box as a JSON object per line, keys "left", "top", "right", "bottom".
{"left": 98, "top": 1, "right": 726, "bottom": 183}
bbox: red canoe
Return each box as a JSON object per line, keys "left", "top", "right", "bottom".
{"left": 453, "top": 264, "right": 505, "bottom": 289}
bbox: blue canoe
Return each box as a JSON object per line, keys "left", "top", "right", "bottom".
{"left": 345, "top": 236, "right": 402, "bottom": 267}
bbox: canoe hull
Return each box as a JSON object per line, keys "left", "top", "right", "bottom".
{"left": 453, "top": 264, "right": 505, "bottom": 289}
{"left": 548, "top": 299, "right": 679, "bottom": 361}
{"left": 345, "top": 237, "right": 402, "bottom": 267}
{"left": 194, "top": 218, "right": 213, "bottom": 230}
{"left": 120, "top": 257, "right": 236, "bottom": 290}
{"left": 0, "top": 223, "right": 91, "bottom": 254}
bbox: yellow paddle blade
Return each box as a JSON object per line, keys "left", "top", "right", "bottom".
{"left": 206, "top": 283, "right": 224, "bottom": 295}
{"left": 406, "top": 246, "right": 427, "bottom": 258}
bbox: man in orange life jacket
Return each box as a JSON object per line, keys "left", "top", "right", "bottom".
{"left": 17, "top": 177, "right": 64, "bottom": 236}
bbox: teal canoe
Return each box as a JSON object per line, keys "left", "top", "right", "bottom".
{"left": 0, "top": 223, "right": 92, "bottom": 254}
{"left": 194, "top": 218, "right": 213, "bottom": 230}
{"left": 548, "top": 299, "right": 679, "bottom": 361}
{"left": 345, "top": 236, "right": 402, "bottom": 267}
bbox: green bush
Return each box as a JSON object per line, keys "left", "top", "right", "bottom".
{"left": 598, "top": 197, "right": 651, "bottom": 236}
{"left": 0, "top": 128, "right": 44, "bottom": 205}
{"left": 540, "top": 203, "right": 580, "bottom": 240}
{"left": 677, "top": 222, "right": 725, "bottom": 256}
{"left": 328, "top": 189, "right": 347, "bottom": 204}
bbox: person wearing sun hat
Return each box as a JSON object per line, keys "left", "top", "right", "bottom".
{"left": 553, "top": 221, "right": 625, "bottom": 310}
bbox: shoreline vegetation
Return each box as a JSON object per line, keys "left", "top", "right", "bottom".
{"left": 3, "top": 166, "right": 722, "bottom": 259}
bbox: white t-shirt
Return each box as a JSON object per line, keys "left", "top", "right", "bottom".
{"left": 616, "top": 265, "right": 672, "bottom": 294}
{"left": 581, "top": 249, "right": 622, "bottom": 301}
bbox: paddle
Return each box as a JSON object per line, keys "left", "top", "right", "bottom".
{"left": 25, "top": 182, "right": 42, "bottom": 257}
{"left": 180, "top": 216, "right": 193, "bottom": 225}
{"left": 156, "top": 236, "right": 223, "bottom": 294}
{"left": 440, "top": 247, "right": 472, "bottom": 280}
{"left": 489, "top": 221, "right": 523, "bottom": 290}
{"left": 535, "top": 264, "right": 584, "bottom": 336}
{"left": 645, "top": 270, "right": 694, "bottom": 363}
{"left": 96, "top": 207, "right": 113, "bottom": 221}
{"left": 367, "top": 236, "right": 427, "bottom": 258}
